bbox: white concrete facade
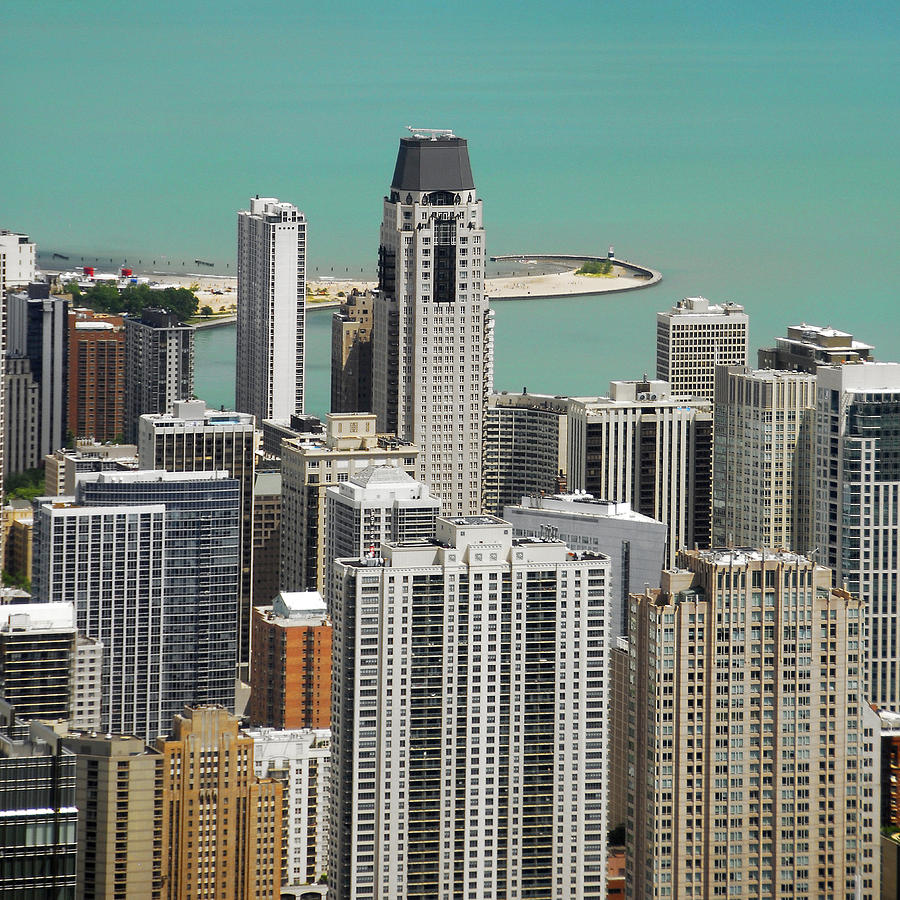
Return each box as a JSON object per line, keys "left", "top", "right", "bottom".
{"left": 330, "top": 516, "right": 610, "bottom": 900}
{"left": 236, "top": 197, "right": 306, "bottom": 422}
{"left": 372, "top": 135, "right": 493, "bottom": 516}
{"left": 249, "top": 727, "right": 332, "bottom": 888}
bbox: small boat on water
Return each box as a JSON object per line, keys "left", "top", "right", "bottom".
{"left": 516, "top": 256, "right": 537, "bottom": 265}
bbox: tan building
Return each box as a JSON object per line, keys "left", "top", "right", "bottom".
{"left": 1, "top": 503, "right": 33, "bottom": 584}
{"left": 607, "top": 636, "right": 630, "bottom": 832}
{"left": 279, "top": 413, "right": 417, "bottom": 593}
{"left": 330, "top": 289, "right": 374, "bottom": 414}
{"left": 62, "top": 732, "right": 163, "bottom": 900}
{"left": 44, "top": 441, "right": 138, "bottom": 496}
{"left": 157, "top": 705, "right": 282, "bottom": 900}
{"left": 249, "top": 592, "right": 331, "bottom": 730}
{"left": 628, "top": 549, "right": 880, "bottom": 900}
{"left": 713, "top": 366, "right": 817, "bottom": 552}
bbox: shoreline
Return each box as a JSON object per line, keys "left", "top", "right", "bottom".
{"left": 43, "top": 255, "right": 661, "bottom": 315}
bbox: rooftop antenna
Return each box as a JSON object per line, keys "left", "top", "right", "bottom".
{"left": 406, "top": 126, "right": 456, "bottom": 140}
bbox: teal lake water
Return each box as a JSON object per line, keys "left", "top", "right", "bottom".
{"left": 6, "top": 1, "right": 899, "bottom": 413}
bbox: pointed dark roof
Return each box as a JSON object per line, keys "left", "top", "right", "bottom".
{"left": 391, "top": 137, "right": 475, "bottom": 192}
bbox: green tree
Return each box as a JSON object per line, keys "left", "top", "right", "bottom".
{"left": 200, "top": 305, "right": 213, "bottom": 317}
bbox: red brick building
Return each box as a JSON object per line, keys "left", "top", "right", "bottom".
{"left": 67, "top": 309, "right": 126, "bottom": 441}
{"left": 249, "top": 591, "right": 331, "bottom": 730}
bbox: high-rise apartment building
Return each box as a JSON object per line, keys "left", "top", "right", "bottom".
{"left": 482, "top": 391, "right": 569, "bottom": 515}
{"left": 713, "top": 366, "right": 817, "bottom": 551}
{"left": 236, "top": 196, "right": 307, "bottom": 423}
{"left": 157, "top": 705, "right": 283, "bottom": 900}
{"left": 6, "top": 284, "right": 68, "bottom": 462}
{"left": 814, "top": 363, "right": 900, "bottom": 710}
{"left": 656, "top": 296, "right": 748, "bottom": 400}
{"left": 3, "top": 356, "right": 39, "bottom": 476}
{"left": 628, "top": 549, "right": 880, "bottom": 900}
{"left": 139, "top": 399, "right": 257, "bottom": 667}
{"left": 331, "top": 289, "right": 374, "bottom": 414}
{"left": 372, "top": 130, "right": 493, "bottom": 515}
{"left": 567, "top": 379, "right": 713, "bottom": 566}
{"left": 330, "top": 515, "right": 610, "bottom": 900}
{"left": 67, "top": 308, "right": 126, "bottom": 441}
{"left": 32, "top": 470, "right": 241, "bottom": 740}
{"left": 61, "top": 732, "right": 163, "bottom": 900}
{"left": 124, "top": 308, "right": 194, "bottom": 443}
{"left": 249, "top": 591, "right": 331, "bottom": 731}
{"left": 249, "top": 727, "right": 332, "bottom": 891}
{"left": 280, "top": 413, "right": 417, "bottom": 594}
{"left": 503, "top": 493, "right": 667, "bottom": 639}
{"left": 0, "top": 718, "right": 77, "bottom": 897}
{"left": 323, "top": 465, "right": 439, "bottom": 604}
{"left": 759, "top": 323, "right": 874, "bottom": 372}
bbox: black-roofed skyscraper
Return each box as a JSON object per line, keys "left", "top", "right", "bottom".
{"left": 372, "top": 129, "right": 493, "bottom": 515}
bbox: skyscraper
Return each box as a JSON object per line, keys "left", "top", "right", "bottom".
{"left": 330, "top": 515, "right": 610, "bottom": 900}
{"left": 32, "top": 470, "right": 241, "bottom": 740}
{"left": 372, "top": 129, "right": 493, "bottom": 515}
{"left": 67, "top": 308, "right": 126, "bottom": 442}
{"left": 236, "top": 196, "right": 307, "bottom": 423}
{"left": 758, "top": 323, "right": 874, "bottom": 372}
{"left": 814, "top": 362, "right": 900, "bottom": 710}
{"left": 567, "top": 379, "right": 713, "bottom": 566}
{"left": 124, "top": 308, "right": 194, "bottom": 443}
{"left": 5, "top": 284, "right": 68, "bottom": 471}
{"left": 656, "top": 296, "right": 748, "bottom": 400}
{"left": 157, "top": 705, "right": 283, "bottom": 900}
{"left": 139, "top": 399, "right": 258, "bottom": 668}
{"left": 713, "top": 365, "right": 817, "bottom": 551}
{"left": 628, "top": 549, "right": 880, "bottom": 900}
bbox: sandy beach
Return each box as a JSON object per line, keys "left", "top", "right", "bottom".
{"left": 137, "top": 265, "right": 656, "bottom": 314}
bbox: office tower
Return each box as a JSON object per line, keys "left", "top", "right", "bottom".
{"left": 236, "top": 196, "right": 307, "bottom": 422}
{"left": 157, "top": 705, "right": 283, "bottom": 900}
{"left": 330, "top": 515, "right": 610, "bottom": 900}
{"left": 280, "top": 413, "right": 418, "bottom": 594}
{"left": 252, "top": 470, "right": 281, "bottom": 605}
{"left": 656, "top": 296, "right": 748, "bottom": 400}
{"left": 371, "top": 130, "right": 493, "bottom": 515}
{"left": 567, "top": 379, "right": 713, "bottom": 566}
{"left": 6, "top": 284, "right": 68, "bottom": 462}
{"left": 503, "top": 493, "right": 667, "bottom": 638}
{"left": 67, "top": 308, "right": 126, "bottom": 441}
{"left": 879, "top": 710, "right": 900, "bottom": 828}
{"left": 331, "top": 289, "right": 374, "bottom": 413}
{"left": 815, "top": 363, "right": 900, "bottom": 710}
{"left": 713, "top": 366, "right": 817, "bottom": 550}
{"left": 71, "top": 635, "right": 103, "bottom": 731}
{"left": 2, "top": 356, "right": 38, "bottom": 475}
{"left": 139, "top": 399, "right": 257, "bottom": 667}
{"left": 482, "top": 391, "right": 569, "bottom": 515}
{"left": 61, "top": 732, "right": 163, "bottom": 899}
{"left": 249, "top": 591, "right": 331, "bottom": 730}
{"left": 0, "top": 718, "right": 77, "bottom": 896}
{"left": 44, "top": 441, "right": 139, "bottom": 496}
{"left": 123, "top": 308, "right": 194, "bottom": 442}
{"left": 32, "top": 470, "right": 241, "bottom": 740}
{"left": 759, "top": 323, "right": 874, "bottom": 372}
{"left": 323, "top": 465, "right": 440, "bottom": 604}
{"left": 249, "top": 727, "right": 332, "bottom": 891}
{"left": 628, "top": 549, "right": 880, "bottom": 900}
